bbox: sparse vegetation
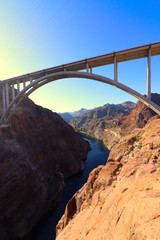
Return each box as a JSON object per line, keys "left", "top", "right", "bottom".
{"left": 137, "top": 142, "right": 142, "bottom": 149}
{"left": 128, "top": 137, "right": 136, "bottom": 145}
{"left": 135, "top": 136, "right": 142, "bottom": 142}
{"left": 128, "top": 135, "right": 142, "bottom": 146}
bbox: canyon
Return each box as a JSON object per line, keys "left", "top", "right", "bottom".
{"left": 56, "top": 94, "right": 160, "bottom": 240}
{"left": 1, "top": 91, "right": 160, "bottom": 240}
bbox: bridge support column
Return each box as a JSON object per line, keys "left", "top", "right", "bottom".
{"left": 86, "top": 63, "right": 89, "bottom": 73}
{"left": 12, "top": 84, "right": 15, "bottom": 100}
{"left": 114, "top": 55, "right": 118, "bottom": 82}
{"left": 5, "top": 83, "right": 9, "bottom": 107}
{"left": 147, "top": 46, "right": 151, "bottom": 99}
{"left": 23, "top": 81, "right": 26, "bottom": 89}
{"left": 12, "top": 84, "right": 15, "bottom": 108}
{"left": 30, "top": 77, "right": 33, "bottom": 84}
{"left": 2, "top": 85, "right": 6, "bottom": 113}
{"left": 90, "top": 67, "right": 92, "bottom": 73}
{"left": 17, "top": 80, "right": 20, "bottom": 93}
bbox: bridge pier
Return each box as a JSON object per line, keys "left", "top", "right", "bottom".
{"left": 86, "top": 62, "right": 89, "bottom": 73}
{"left": 17, "top": 80, "right": 20, "bottom": 93}
{"left": 5, "top": 83, "right": 9, "bottom": 108}
{"left": 114, "top": 55, "right": 118, "bottom": 82}
{"left": 12, "top": 84, "right": 15, "bottom": 101}
{"left": 30, "top": 77, "right": 33, "bottom": 84}
{"left": 86, "top": 63, "right": 92, "bottom": 73}
{"left": 23, "top": 81, "right": 26, "bottom": 89}
{"left": 147, "top": 46, "right": 151, "bottom": 99}
{"left": 2, "top": 85, "right": 6, "bottom": 112}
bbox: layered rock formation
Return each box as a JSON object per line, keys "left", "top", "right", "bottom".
{"left": 70, "top": 101, "right": 135, "bottom": 149}
{"left": 56, "top": 118, "right": 160, "bottom": 240}
{"left": 0, "top": 97, "right": 90, "bottom": 240}
{"left": 71, "top": 95, "right": 160, "bottom": 149}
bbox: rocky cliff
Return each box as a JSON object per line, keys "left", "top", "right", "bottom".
{"left": 56, "top": 118, "right": 160, "bottom": 240}
{"left": 0, "top": 97, "right": 90, "bottom": 240}
{"left": 71, "top": 95, "right": 160, "bottom": 149}
{"left": 70, "top": 101, "right": 135, "bottom": 149}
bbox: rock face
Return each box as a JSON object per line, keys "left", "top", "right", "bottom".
{"left": 58, "top": 112, "right": 73, "bottom": 123}
{"left": 0, "top": 97, "right": 90, "bottom": 240}
{"left": 71, "top": 95, "right": 160, "bottom": 149}
{"left": 119, "top": 93, "right": 160, "bottom": 137}
{"left": 56, "top": 118, "right": 160, "bottom": 240}
{"left": 70, "top": 101, "right": 135, "bottom": 149}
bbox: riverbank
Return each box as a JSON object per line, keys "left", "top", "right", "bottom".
{"left": 80, "top": 131, "right": 109, "bottom": 150}
{"left": 22, "top": 137, "right": 109, "bottom": 240}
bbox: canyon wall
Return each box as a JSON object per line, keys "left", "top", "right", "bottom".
{"left": 0, "top": 97, "right": 90, "bottom": 240}
{"left": 56, "top": 118, "right": 160, "bottom": 240}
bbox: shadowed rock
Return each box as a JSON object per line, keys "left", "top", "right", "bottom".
{"left": 0, "top": 97, "right": 90, "bottom": 240}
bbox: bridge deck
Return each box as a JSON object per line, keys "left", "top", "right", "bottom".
{"left": 2, "top": 41, "right": 160, "bottom": 85}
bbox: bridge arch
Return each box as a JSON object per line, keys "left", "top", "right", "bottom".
{"left": 1, "top": 71, "right": 160, "bottom": 125}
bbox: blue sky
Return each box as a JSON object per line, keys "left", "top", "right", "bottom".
{"left": 0, "top": 0, "right": 160, "bottom": 112}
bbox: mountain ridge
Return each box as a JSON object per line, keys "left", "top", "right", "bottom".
{"left": 70, "top": 101, "right": 135, "bottom": 149}
{"left": 58, "top": 102, "right": 135, "bottom": 124}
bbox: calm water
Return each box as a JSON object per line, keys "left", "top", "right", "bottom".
{"left": 31, "top": 137, "right": 109, "bottom": 240}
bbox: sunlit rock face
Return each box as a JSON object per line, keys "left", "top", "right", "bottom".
{"left": 118, "top": 93, "right": 160, "bottom": 136}
{"left": 56, "top": 118, "right": 160, "bottom": 240}
{"left": 0, "top": 97, "right": 90, "bottom": 240}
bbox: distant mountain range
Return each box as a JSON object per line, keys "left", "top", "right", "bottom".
{"left": 58, "top": 102, "right": 135, "bottom": 123}
{"left": 58, "top": 108, "right": 90, "bottom": 123}
{"left": 69, "top": 108, "right": 90, "bottom": 117}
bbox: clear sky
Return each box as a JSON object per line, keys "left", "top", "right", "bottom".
{"left": 0, "top": 0, "right": 160, "bottom": 112}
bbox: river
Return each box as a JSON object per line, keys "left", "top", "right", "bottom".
{"left": 31, "top": 137, "right": 109, "bottom": 240}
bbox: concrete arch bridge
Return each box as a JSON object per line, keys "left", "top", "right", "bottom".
{"left": 1, "top": 42, "right": 160, "bottom": 126}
